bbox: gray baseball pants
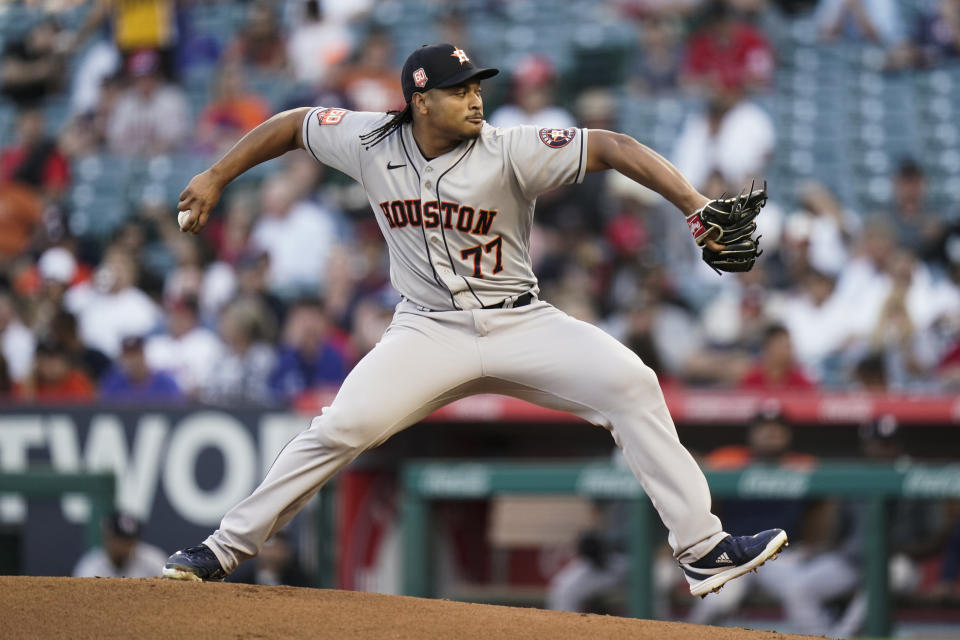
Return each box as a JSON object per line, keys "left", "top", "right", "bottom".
{"left": 204, "top": 300, "right": 725, "bottom": 571}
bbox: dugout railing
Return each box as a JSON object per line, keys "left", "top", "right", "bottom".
{"left": 400, "top": 461, "right": 960, "bottom": 637}
{"left": 0, "top": 469, "right": 115, "bottom": 549}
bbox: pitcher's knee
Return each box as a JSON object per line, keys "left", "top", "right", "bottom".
{"left": 309, "top": 406, "right": 385, "bottom": 453}
{"left": 614, "top": 362, "right": 662, "bottom": 401}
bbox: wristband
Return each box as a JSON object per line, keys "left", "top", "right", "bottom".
{"left": 685, "top": 208, "right": 710, "bottom": 246}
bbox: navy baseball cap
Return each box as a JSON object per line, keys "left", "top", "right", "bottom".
{"left": 401, "top": 44, "right": 499, "bottom": 103}
{"left": 105, "top": 511, "right": 142, "bottom": 538}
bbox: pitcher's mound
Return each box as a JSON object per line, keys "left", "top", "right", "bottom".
{"left": 1, "top": 576, "right": 818, "bottom": 639}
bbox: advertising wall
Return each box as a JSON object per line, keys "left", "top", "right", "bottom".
{"left": 0, "top": 406, "right": 309, "bottom": 575}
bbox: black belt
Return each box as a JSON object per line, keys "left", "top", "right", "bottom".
{"left": 482, "top": 292, "right": 534, "bottom": 310}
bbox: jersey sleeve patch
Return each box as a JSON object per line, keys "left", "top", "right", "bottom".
{"left": 316, "top": 108, "right": 348, "bottom": 125}
{"left": 538, "top": 127, "right": 577, "bottom": 149}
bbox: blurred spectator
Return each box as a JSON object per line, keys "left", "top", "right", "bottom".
{"left": 64, "top": 247, "right": 161, "bottom": 358}
{"left": 269, "top": 298, "right": 348, "bottom": 400}
{"left": 546, "top": 528, "right": 635, "bottom": 615}
{"left": 738, "top": 324, "right": 817, "bottom": 389}
{"left": 832, "top": 219, "right": 895, "bottom": 336}
{"left": 774, "top": 268, "right": 852, "bottom": 379}
{"left": 159, "top": 233, "right": 215, "bottom": 316}
{"left": 787, "top": 181, "right": 861, "bottom": 277}
{"left": 224, "top": 1, "right": 287, "bottom": 73}
{"left": 672, "top": 86, "right": 774, "bottom": 191}
{"left": 231, "top": 530, "right": 310, "bottom": 587}
{"left": 0, "top": 289, "right": 36, "bottom": 383}
{"left": 688, "top": 406, "right": 820, "bottom": 625}
{"left": 0, "top": 18, "right": 67, "bottom": 109}
{"left": 200, "top": 298, "right": 277, "bottom": 406}
{"left": 286, "top": 0, "right": 352, "bottom": 87}
{"left": 862, "top": 251, "right": 943, "bottom": 389}
{"left": 682, "top": 1, "right": 774, "bottom": 92}
{"left": 73, "top": 0, "right": 178, "bottom": 72}
{"left": 882, "top": 158, "right": 944, "bottom": 256}
{"left": 145, "top": 295, "right": 224, "bottom": 398}
{"left": 48, "top": 309, "right": 111, "bottom": 382}
{"left": 938, "top": 336, "right": 960, "bottom": 389}
{"left": 14, "top": 338, "right": 95, "bottom": 402}
{"left": 614, "top": 0, "right": 706, "bottom": 18}
{"left": 783, "top": 415, "right": 956, "bottom": 637}
{"left": 100, "top": 335, "right": 182, "bottom": 402}
{"left": 629, "top": 16, "right": 683, "bottom": 95}
{"left": 838, "top": 243, "right": 959, "bottom": 384}
{"left": 547, "top": 450, "right": 675, "bottom": 617}
{"left": 73, "top": 512, "right": 167, "bottom": 578}
{"left": 250, "top": 173, "right": 339, "bottom": 298}
{"left": 853, "top": 350, "right": 888, "bottom": 390}
{"left": 234, "top": 249, "right": 287, "bottom": 331}
{"left": 433, "top": 8, "right": 491, "bottom": 71}
{"left": 0, "top": 107, "right": 69, "bottom": 198}
{"left": 0, "top": 352, "right": 12, "bottom": 396}
{"left": 488, "top": 55, "right": 576, "bottom": 129}
{"left": 336, "top": 28, "right": 404, "bottom": 113}
{"left": 61, "top": 73, "right": 124, "bottom": 157}
{"left": 0, "top": 108, "right": 69, "bottom": 260}
{"left": 207, "top": 188, "right": 258, "bottom": 266}
{"left": 606, "top": 287, "right": 707, "bottom": 385}
{"left": 894, "top": 0, "right": 960, "bottom": 68}
{"left": 68, "top": 35, "right": 121, "bottom": 116}
{"left": 313, "top": 0, "right": 374, "bottom": 24}
{"left": 816, "top": 0, "right": 905, "bottom": 47}
{"left": 195, "top": 64, "right": 271, "bottom": 156}
{"left": 25, "top": 246, "right": 78, "bottom": 336}
{"left": 106, "top": 49, "right": 190, "bottom": 155}
{"left": 704, "top": 403, "right": 817, "bottom": 470}
{"left": 925, "top": 213, "right": 960, "bottom": 276}
{"left": 932, "top": 517, "right": 960, "bottom": 598}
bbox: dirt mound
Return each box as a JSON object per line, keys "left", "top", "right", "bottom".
{"left": 1, "top": 576, "right": 816, "bottom": 639}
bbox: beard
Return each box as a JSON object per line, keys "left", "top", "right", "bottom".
{"left": 458, "top": 120, "right": 483, "bottom": 140}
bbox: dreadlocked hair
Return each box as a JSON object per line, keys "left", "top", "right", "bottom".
{"left": 359, "top": 104, "right": 413, "bottom": 149}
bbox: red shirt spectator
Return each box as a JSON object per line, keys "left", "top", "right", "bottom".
{"left": 739, "top": 365, "right": 816, "bottom": 390}
{"left": 0, "top": 108, "right": 68, "bottom": 259}
{"left": 937, "top": 339, "right": 960, "bottom": 388}
{"left": 14, "top": 339, "right": 96, "bottom": 402}
{"left": 738, "top": 324, "right": 817, "bottom": 390}
{"left": 0, "top": 142, "right": 69, "bottom": 196}
{"left": 0, "top": 107, "right": 69, "bottom": 196}
{"left": 684, "top": 5, "right": 774, "bottom": 90}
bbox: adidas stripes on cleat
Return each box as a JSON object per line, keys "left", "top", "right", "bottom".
{"left": 680, "top": 529, "right": 788, "bottom": 597}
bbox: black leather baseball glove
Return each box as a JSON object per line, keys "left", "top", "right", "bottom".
{"left": 685, "top": 182, "right": 767, "bottom": 274}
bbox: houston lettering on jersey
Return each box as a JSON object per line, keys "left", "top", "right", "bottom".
{"left": 378, "top": 199, "right": 498, "bottom": 235}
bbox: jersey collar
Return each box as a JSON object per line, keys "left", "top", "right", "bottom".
{"left": 400, "top": 122, "right": 475, "bottom": 176}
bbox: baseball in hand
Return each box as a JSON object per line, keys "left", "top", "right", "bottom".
{"left": 177, "top": 210, "right": 191, "bottom": 231}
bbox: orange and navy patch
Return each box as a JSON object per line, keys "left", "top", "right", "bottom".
{"left": 538, "top": 127, "right": 576, "bottom": 148}
{"left": 316, "top": 108, "right": 348, "bottom": 125}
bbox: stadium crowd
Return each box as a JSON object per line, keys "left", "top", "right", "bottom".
{"left": 0, "top": 0, "right": 959, "bottom": 406}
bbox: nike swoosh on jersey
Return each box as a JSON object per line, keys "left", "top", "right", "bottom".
{"left": 387, "top": 161, "right": 406, "bottom": 170}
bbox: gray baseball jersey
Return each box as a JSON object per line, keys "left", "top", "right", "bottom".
{"left": 301, "top": 107, "right": 588, "bottom": 310}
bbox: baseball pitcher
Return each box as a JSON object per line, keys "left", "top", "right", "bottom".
{"left": 163, "top": 44, "right": 782, "bottom": 599}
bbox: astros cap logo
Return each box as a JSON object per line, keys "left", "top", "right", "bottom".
{"left": 451, "top": 47, "right": 470, "bottom": 64}
{"left": 413, "top": 67, "right": 428, "bottom": 88}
